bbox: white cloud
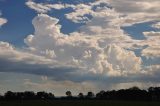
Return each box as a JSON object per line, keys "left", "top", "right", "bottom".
{"left": 148, "top": 65, "right": 160, "bottom": 73}
{"left": 0, "top": 41, "right": 57, "bottom": 65}
{"left": 25, "top": 0, "right": 160, "bottom": 27}
{"left": 142, "top": 45, "right": 160, "bottom": 58}
{"left": 143, "top": 31, "right": 160, "bottom": 45}
{"left": 26, "top": 0, "right": 74, "bottom": 13}
{"left": 0, "top": 17, "right": 7, "bottom": 27}
{"left": 152, "top": 22, "right": 160, "bottom": 29}
{"left": 65, "top": 3, "right": 93, "bottom": 23}
{"left": 0, "top": 11, "right": 7, "bottom": 27}
{"left": 143, "top": 31, "right": 160, "bottom": 38}
{"left": 0, "top": 41, "right": 13, "bottom": 50}
{"left": 46, "top": 4, "right": 75, "bottom": 10}
{"left": 24, "top": 14, "right": 142, "bottom": 77}
{"left": 0, "top": 41, "right": 82, "bottom": 82}
{"left": 26, "top": 0, "right": 160, "bottom": 26}
{"left": 142, "top": 31, "right": 160, "bottom": 58}
{"left": 107, "top": 0, "right": 160, "bottom": 25}
{"left": 107, "top": 0, "right": 160, "bottom": 13}
{"left": 26, "top": 1, "right": 51, "bottom": 13}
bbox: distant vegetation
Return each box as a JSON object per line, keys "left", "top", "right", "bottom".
{"left": 0, "top": 86, "right": 160, "bottom": 101}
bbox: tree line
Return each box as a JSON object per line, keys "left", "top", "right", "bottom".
{"left": 0, "top": 86, "right": 160, "bottom": 101}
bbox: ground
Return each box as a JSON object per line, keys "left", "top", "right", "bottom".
{"left": 0, "top": 100, "right": 160, "bottom": 106}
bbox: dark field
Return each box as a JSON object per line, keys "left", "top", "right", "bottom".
{"left": 0, "top": 100, "right": 160, "bottom": 106}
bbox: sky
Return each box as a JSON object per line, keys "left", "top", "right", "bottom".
{"left": 0, "top": 0, "right": 160, "bottom": 96}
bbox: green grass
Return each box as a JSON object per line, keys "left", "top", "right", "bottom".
{"left": 0, "top": 100, "right": 160, "bottom": 106}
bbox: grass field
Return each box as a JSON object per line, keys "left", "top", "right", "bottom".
{"left": 0, "top": 100, "right": 160, "bottom": 106}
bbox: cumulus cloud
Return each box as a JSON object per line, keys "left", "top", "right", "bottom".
{"left": 0, "top": 41, "right": 139, "bottom": 83}
{"left": 24, "top": 14, "right": 142, "bottom": 77}
{"left": 0, "top": 41, "right": 86, "bottom": 82}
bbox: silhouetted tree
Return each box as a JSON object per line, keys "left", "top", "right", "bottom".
{"left": 23, "top": 91, "right": 35, "bottom": 99}
{"left": 148, "top": 87, "right": 160, "bottom": 100}
{"left": 1, "top": 86, "right": 160, "bottom": 101}
{"left": 16, "top": 92, "right": 25, "bottom": 99}
{"left": 0, "top": 94, "right": 4, "bottom": 100}
{"left": 129, "top": 86, "right": 140, "bottom": 90}
{"left": 86, "top": 92, "right": 94, "bottom": 99}
{"left": 66, "top": 91, "right": 72, "bottom": 97}
{"left": 37, "top": 91, "right": 51, "bottom": 99}
{"left": 78, "top": 93, "right": 84, "bottom": 98}
{"left": 96, "top": 90, "right": 105, "bottom": 99}
{"left": 48, "top": 92, "right": 55, "bottom": 99}
{"left": 4, "top": 91, "right": 16, "bottom": 100}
